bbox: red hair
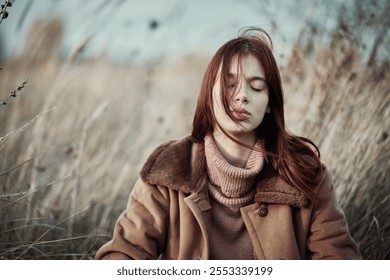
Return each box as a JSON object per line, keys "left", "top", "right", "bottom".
{"left": 192, "top": 27, "right": 323, "bottom": 201}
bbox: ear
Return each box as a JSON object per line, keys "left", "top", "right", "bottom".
{"left": 266, "top": 106, "right": 271, "bottom": 113}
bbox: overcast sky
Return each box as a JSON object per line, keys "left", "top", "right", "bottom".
{"left": 0, "top": 0, "right": 387, "bottom": 65}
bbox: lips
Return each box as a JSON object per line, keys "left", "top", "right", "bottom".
{"left": 235, "top": 108, "right": 251, "bottom": 115}
{"left": 232, "top": 108, "right": 251, "bottom": 119}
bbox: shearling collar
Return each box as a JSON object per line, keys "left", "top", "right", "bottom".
{"left": 140, "top": 135, "right": 309, "bottom": 208}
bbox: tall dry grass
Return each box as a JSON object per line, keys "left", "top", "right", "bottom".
{"left": 281, "top": 1, "right": 390, "bottom": 258}
{"left": 0, "top": 5, "right": 389, "bottom": 259}
{"left": 282, "top": 34, "right": 390, "bottom": 259}
{"left": 0, "top": 18, "right": 208, "bottom": 259}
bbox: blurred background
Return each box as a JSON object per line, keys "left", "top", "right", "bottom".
{"left": 0, "top": 0, "right": 389, "bottom": 259}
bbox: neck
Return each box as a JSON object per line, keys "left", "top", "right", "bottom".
{"left": 212, "top": 130, "right": 256, "bottom": 168}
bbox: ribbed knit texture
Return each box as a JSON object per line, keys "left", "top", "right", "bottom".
{"left": 204, "top": 135, "right": 264, "bottom": 210}
{"left": 203, "top": 135, "right": 264, "bottom": 259}
{"left": 204, "top": 196, "right": 255, "bottom": 259}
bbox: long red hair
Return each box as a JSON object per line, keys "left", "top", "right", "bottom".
{"left": 191, "top": 27, "right": 323, "bottom": 201}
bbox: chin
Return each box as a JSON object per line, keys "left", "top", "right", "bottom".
{"left": 227, "top": 126, "right": 256, "bottom": 137}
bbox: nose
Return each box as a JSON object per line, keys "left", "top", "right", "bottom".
{"left": 234, "top": 85, "right": 249, "bottom": 104}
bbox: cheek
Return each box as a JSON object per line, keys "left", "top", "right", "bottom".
{"left": 252, "top": 95, "right": 269, "bottom": 121}
{"left": 211, "top": 89, "right": 224, "bottom": 122}
{"left": 214, "top": 101, "right": 229, "bottom": 126}
{"left": 212, "top": 84, "right": 229, "bottom": 116}
{"left": 255, "top": 95, "right": 269, "bottom": 111}
{"left": 212, "top": 89, "right": 220, "bottom": 113}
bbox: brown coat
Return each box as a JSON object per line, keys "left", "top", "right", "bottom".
{"left": 95, "top": 136, "right": 361, "bottom": 260}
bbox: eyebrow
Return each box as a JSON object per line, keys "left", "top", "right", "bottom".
{"left": 228, "top": 73, "right": 267, "bottom": 83}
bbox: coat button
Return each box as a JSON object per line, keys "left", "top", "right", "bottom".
{"left": 257, "top": 206, "right": 268, "bottom": 217}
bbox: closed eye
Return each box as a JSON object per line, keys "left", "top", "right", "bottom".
{"left": 250, "top": 83, "right": 265, "bottom": 92}
{"left": 227, "top": 78, "right": 237, "bottom": 89}
{"left": 251, "top": 86, "right": 263, "bottom": 92}
{"left": 250, "top": 80, "right": 266, "bottom": 92}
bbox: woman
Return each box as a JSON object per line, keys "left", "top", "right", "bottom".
{"left": 96, "top": 28, "right": 361, "bottom": 260}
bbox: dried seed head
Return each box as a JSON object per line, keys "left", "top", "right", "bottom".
{"left": 1, "top": 76, "right": 28, "bottom": 108}
{"left": 0, "top": 1, "right": 12, "bottom": 23}
{"left": 1, "top": 0, "right": 12, "bottom": 9}
{"left": 1, "top": 11, "right": 8, "bottom": 19}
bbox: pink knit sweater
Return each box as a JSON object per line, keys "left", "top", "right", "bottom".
{"left": 203, "top": 135, "right": 264, "bottom": 259}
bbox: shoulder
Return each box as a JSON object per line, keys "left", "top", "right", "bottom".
{"left": 315, "top": 167, "right": 334, "bottom": 198}
{"left": 140, "top": 135, "right": 195, "bottom": 175}
{"left": 139, "top": 135, "right": 204, "bottom": 193}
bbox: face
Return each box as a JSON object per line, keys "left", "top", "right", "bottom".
{"left": 212, "top": 54, "right": 269, "bottom": 138}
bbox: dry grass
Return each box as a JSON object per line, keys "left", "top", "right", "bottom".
{"left": 283, "top": 33, "right": 390, "bottom": 259}
{"left": 0, "top": 18, "right": 208, "bottom": 259}
{"left": 0, "top": 6, "right": 389, "bottom": 259}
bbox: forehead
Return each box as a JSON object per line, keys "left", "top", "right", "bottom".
{"left": 229, "top": 54, "right": 265, "bottom": 77}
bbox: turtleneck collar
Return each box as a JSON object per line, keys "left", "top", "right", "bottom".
{"left": 204, "top": 134, "right": 264, "bottom": 210}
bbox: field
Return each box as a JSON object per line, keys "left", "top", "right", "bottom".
{"left": 0, "top": 2, "right": 389, "bottom": 259}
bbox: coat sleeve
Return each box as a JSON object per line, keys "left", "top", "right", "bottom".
{"left": 306, "top": 169, "right": 362, "bottom": 259}
{"left": 95, "top": 177, "right": 169, "bottom": 260}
